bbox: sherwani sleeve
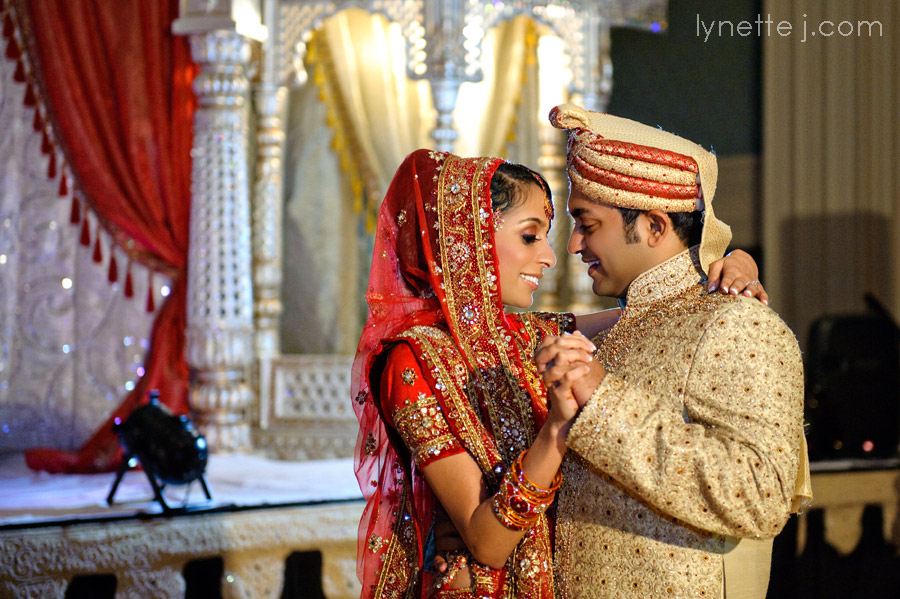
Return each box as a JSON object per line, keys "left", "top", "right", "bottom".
{"left": 566, "top": 301, "right": 805, "bottom": 539}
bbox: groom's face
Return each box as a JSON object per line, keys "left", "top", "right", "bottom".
{"left": 566, "top": 189, "right": 649, "bottom": 299}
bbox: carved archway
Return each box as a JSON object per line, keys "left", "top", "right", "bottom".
{"left": 174, "top": 0, "right": 667, "bottom": 457}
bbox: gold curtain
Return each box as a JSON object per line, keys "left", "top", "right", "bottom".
{"left": 282, "top": 10, "right": 539, "bottom": 353}
{"left": 309, "top": 9, "right": 433, "bottom": 229}
{"left": 762, "top": 0, "right": 900, "bottom": 345}
{"left": 308, "top": 10, "right": 536, "bottom": 222}
{"left": 455, "top": 15, "right": 535, "bottom": 158}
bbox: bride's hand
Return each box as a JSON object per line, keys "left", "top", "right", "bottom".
{"left": 536, "top": 332, "right": 602, "bottom": 414}
{"left": 706, "top": 249, "right": 769, "bottom": 305}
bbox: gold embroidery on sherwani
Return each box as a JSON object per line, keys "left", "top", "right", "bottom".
{"left": 555, "top": 248, "right": 805, "bottom": 599}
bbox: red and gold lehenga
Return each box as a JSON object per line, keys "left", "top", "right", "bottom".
{"left": 351, "top": 149, "right": 573, "bottom": 599}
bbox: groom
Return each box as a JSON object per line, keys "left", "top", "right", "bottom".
{"left": 536, "top": 104, "right": 811, "bottom": 599}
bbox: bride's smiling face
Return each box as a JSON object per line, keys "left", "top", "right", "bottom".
{"left": 494, "top": 182, "right": 557, "bottom": 309}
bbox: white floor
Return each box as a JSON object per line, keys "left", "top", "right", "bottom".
{"left": 0, "top": 452, "right": 362, "bottom": 526}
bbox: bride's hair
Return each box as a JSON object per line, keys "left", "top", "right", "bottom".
{"left": 490, "top": 162, "right": 551, "bottom": 216}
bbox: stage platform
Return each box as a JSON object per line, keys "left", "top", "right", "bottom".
{"left": 3, "top": 453, "right": 899, "bottom": 598}
{"left": 0, "top": 452, "right": 365, "bottom": 599}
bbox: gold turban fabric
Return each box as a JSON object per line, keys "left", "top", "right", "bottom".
{"left": 549, "top": 103, "right": 732, "bottom": 273}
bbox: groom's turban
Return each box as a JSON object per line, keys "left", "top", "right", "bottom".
{"left": 549, "top": 103, "right": 731, "bottom": 273}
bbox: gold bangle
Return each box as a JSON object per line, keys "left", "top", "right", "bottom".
{"left": 490, "top": 451, "right": 560, "bottom": 532}
{"left": 513, "top": 450, "right": 563, "bottom": 497}
{"left": 491, "top": 493, "right": 534, "bottom": 531}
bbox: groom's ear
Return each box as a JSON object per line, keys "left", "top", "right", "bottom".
{"left": 643, "top": 210, "right": 670, "bottom": 247}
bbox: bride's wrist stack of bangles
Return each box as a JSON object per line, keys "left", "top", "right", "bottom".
{"left": 491, "top": 449, "right": 562, "bottom": 531}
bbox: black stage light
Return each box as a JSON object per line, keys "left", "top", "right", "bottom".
{"left": 106, "top": 389, "right": 212, "bottom": 512}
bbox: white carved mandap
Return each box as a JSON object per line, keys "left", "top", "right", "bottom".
{"left": 3, "top": 1, "right": 899, "bottom": 598}
{"left": 0, "top": 1, "right": 666, "bottom": 597}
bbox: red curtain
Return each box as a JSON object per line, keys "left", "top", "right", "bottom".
{"left": 15, "top": 0, "right": 196, "bottom": 473}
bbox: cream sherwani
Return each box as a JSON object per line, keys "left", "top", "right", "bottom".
{"left": 555, "top": 248, "right": 810, "bottom": 599}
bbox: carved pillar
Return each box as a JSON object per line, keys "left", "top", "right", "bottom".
{"left": 535, "top": 124, "right": 568, "bottom": 312}
{"left": 252, "top": 85, "right": 287, "bottom": 360}
{"left": 178, "top": 29, "right": 258, "bottom": 451}
{"left": 533, "top": 32, "right": 573, "bottom": 312}
{"left": 118, "top": 567, "right": 186, "bottom": 599}
{"left": 252, "top": 0, "right": 286, "bottom": 361}
{"left": 429, "top": 79, "right": 463, "bottom": 153}
{"left": 572, "top": 10, "right": 613, "bottom": 116}
{"left": 565, "top": 16, "right": 613, "bottom": 314}
{"left": 321, "top": 546, "right": 361, "bottom": 599}
{"left": 1, "top": 581, "right": 66, "bottom": 599}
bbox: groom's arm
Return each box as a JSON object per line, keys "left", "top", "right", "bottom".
{"left": 565, "top": 302, "right": 804, "bottom": 539}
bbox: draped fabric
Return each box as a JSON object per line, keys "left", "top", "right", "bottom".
{"left": 281, "top": 80, "right": 366, "bottom": 355}
{"left": 311, "top": 8, "right": 434, "bottom": 230}
{"left": 456, "top": 15, "right": 534, "bottom": 159}
{"left": 505, "top": 19, "right": 544, "bottom": 170}
{"left": 14, "top": 0, "right": 195, "bottom": 473}
{"left": 317, "top": 10, "right": 534, "bottom": 207}
{"left": 761, "top": 1, "right": 900, "bottom": 340}
{"left": 282, "top": 11, "right": 538, "bottom": 354}
{"left": 0, "top": 45, "right": 163, "bottom": 455}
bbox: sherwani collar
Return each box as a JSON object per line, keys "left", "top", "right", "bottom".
{"left": 621, "top": 246, "right": 705, "bottom": 310}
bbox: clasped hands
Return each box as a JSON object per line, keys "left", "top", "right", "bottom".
{"left": 534, "top": 331, "right": 607, "bottom": 421}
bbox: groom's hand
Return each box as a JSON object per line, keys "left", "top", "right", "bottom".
{"left": 535, "top": 332, "right": 607, "bottom": 407}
